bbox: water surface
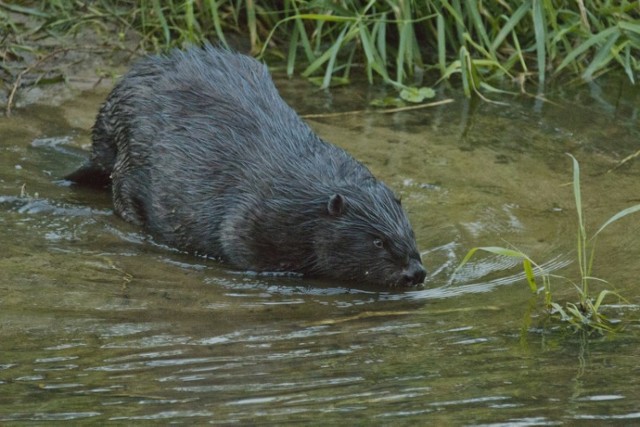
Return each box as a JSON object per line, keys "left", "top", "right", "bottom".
{"left": 1, "top": 77, "right": 639, "bottom": 424}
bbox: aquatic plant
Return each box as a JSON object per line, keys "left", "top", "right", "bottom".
{"left": 1, "top": 1, "right": 639, "bottom": 96}
{"left": 457, "top": 155, "right": 640, "bottom": 334}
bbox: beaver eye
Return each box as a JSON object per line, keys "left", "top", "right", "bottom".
{"left": 373, "top": 238, "right": 384, "bottom": 249}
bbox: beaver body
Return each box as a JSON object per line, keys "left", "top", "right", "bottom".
{"left": 67, "top": 46, "right": 426, "bottom": 287}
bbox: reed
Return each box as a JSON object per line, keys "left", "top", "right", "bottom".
{"left": 456, "top": 155, "right": 640, "bottom": 334}
{"left": 2, "top": 1, "right": 638, "bottom": 96}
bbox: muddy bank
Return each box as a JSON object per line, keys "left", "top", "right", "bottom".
{"left": 1, "top": 6, "right": 142, "bottom": 115}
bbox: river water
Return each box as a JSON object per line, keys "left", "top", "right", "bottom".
{"left": 1, "top": 76, "right": 639, "bottom": 424}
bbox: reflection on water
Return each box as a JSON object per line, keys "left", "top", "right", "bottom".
{"left": 0, "top": 77, "right": 639, "bottom": 423}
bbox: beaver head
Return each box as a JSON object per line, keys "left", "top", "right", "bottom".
{"left": 310, "top": 186, "right": 426, "bottom": 287}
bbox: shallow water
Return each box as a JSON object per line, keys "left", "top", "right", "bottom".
{"left": 1, "top": 76, "right": 639, "bottom": 424}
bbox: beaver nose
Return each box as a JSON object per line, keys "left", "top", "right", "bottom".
{"left": 400, "top": 261, "right": 427, "bottom": 286}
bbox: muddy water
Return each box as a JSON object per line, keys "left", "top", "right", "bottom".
{"left": 1, "top": 77, "right": 639, "bottom": 424}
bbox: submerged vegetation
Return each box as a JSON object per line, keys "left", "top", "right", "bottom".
{"left": 457, "top": 155, "right": 640, "bottom": 335}
{"left": 1, "top": 0, "right": 639, "bottom": 102}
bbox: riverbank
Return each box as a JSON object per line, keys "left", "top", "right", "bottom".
{"left": 1, "top": 4, "right": 142, "bottom": 115}
{"left": 2, "top": 1, "right": 638, "bottom": 115}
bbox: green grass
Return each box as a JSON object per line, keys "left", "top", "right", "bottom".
{"left": 1, "top": 1, "right": 639, "bottom": 98}
{"left": 456, "top": 155, "right": 640, "bottom": 335}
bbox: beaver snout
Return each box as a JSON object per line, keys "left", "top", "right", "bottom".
{"left": 398, "top": 260, "right": 427, "bottom": 286}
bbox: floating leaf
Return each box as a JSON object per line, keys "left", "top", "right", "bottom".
{"left": 399, "top": 87, "right": 436, "bottom": 103}
{"left": 307, "top": 76, "right": 350, "bottom": 88}
{"left": 369, "top": 97, "right": 405, "bottom": 108}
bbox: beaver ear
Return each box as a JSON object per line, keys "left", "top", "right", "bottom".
{"left": 327, "top": 194, "right": 345, "bottom": 216}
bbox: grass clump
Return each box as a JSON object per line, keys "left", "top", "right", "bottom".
{"left": 457, "top": 155, "right": 640, "bottom": 335}
{"left": 1, "top": 1, "right": 639, "bottom": 98}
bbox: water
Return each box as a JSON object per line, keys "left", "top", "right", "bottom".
{"left": 1, "top": 76, "right": 639, "bottom": 424}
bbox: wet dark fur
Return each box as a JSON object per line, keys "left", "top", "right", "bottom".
{"left": 67, "top": 45, "right": 426, "bottom": 287}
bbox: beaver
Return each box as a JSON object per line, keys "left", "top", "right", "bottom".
{"left": 66, "top": 45, "right": 427, "bottom": 287}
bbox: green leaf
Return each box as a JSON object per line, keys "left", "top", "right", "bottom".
{"left": 567, "top": 154, "right": 585, "bottom": 238}
{"left": 532, "top": 0, "right": 547, "bottom": 84}
{"left": 459, "top": 47, "right": 471, "bottom": 98}
{"left": 358, "top": 24, "right": 390, "bottom": 82}
{"left": 151, "top": 0, "right": 170, "bottom": 46}
{"left": 185, "top": 0, "right": 195, "bottom": 39}
{"left": 376, "top": 13, "right": 388, "bottom": 65}
{"left": 622, "top": 43, "right": 635, "bottom": 84}
{"left": 523, "top": 259, "right": 538, "bottom": 293}
{"left": 0, "top": 2, "right": 50, "bottom": 17}
{"left": 293, "top": 10, "right": 316, "bottom": 63}
{"left": 490, "top": 1, "right": 532, "bottom": 53}
{"left": 290, "top": 13, "right": 356, "bottom": 23}
{"left": 205, "top": 0, "right": 229, "bottom": 48}
{"left": 307, "top": 76, "right": 350, "bottom": 88}
{"left": 467, "top": 0, "right": 491, "bottom": 49}
{"left": 287, "top": 24, "right": 299, "bottom": 77}
{"left": 399, "top": 87, "right": 436, "bottom": 103}
{"left": 593, "top": 203, "right": 640, "bottom": 238}
{"left": 479, "top": 82, "right": 519, "bottom": 95}
{"left": 592, "top": 289, "right": 619, "bottom": 312}
{"left": 582, "top": 31, "right": 620, "bottom": 80}
{"left": 369, "top": 97, "right": 405, "bottom": 108}
{"left": 556, "top": 26, "right": 619, "bottom": 73}
{"left": 550, "top": 302, "right": 570, "bottom": 321}
{"left": 321, "top": 25, "right": 350, "bottom": 89}
{"left": 619, "top": 20, "right": 640, "bottom": 35}
{"left": 475, "top": 246, "right": 531, "bottom": 259}
{"left": 437, "top": 13, "right": 446, "bottom": 74}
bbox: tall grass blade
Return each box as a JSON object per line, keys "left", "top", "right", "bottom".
{"left": 287, "top": 24, "right": 299, "bottom": 77}
{"left": 511, "top": 31, "right": 528, "bottom": 74}
{"left": 289, "top": 2, "right": 316, "bottom": 64}
{"left": 582, "top": 31, "right": 620, "bottom": 80}
{"left": 395, "top": 1, "right": 413, "bottom": 85}
{"left": 568, "top": 153, "right": 589, "bottom": 297}
{"left": 437, "top": 13, "right": 446, "bottom": 74}
{"left": 284, "top": 14, "right": 356, "bottom": 23}
{"left": 246, "top": 0, "right": 257, "bottom": 51}
{"left": 0, "top": 3, "right": 50, "bottom": 17}
{"left": 7, "top": 0, "right": 640, "bottom": 97}
{"left": 490, "top": 1, "right": 531, "bottom": 54}
{"left": 522, "top": 258, "right": 538, "bottom": 292}
{"left": 376, "top": 13, "right": 388, "bottom": 66}
{"left": 359, "top": 24, "right": 390, "bottom": 82}
{"left": 473, "top": 247, "right": 531, "bottom": 259}
{"left": 467, "top": 1, "right": 491, "bottom": 51}
{"left": 185, "top": 0, "right": 196, "bottom": 42}
{"left": 622, "top": 44, "right": 635, "bottom": 84}
{"left": 321, "top": 25, "right": 349, "bottom": 89}
{"left": 593, "top": 204, "right": 640, "bottom": 238}
{"left": 592, "top": 290, "right": 618, "bottom": 312}
{"left": 619, "top": 21, "right": 640, "bottom": 35}
{"left": 532, "top": 0, "right": 547, "bottom": 84}
{"left": 556, "top": 27, "right": 618, "bottom": 73}
{"left": 439, "top": 0, "right": 465, "bottom": 45}
{"left": 151, "top": 0, "right": 170, "bottom": 46}
{"left": 568, "top": 154, "right": 584, "bottom": 238}
{"left": 205, "top": 0, "right": 229, "bottom": 48}
{"left": 459, "top": 47, "right": 471, "bottom": 98}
